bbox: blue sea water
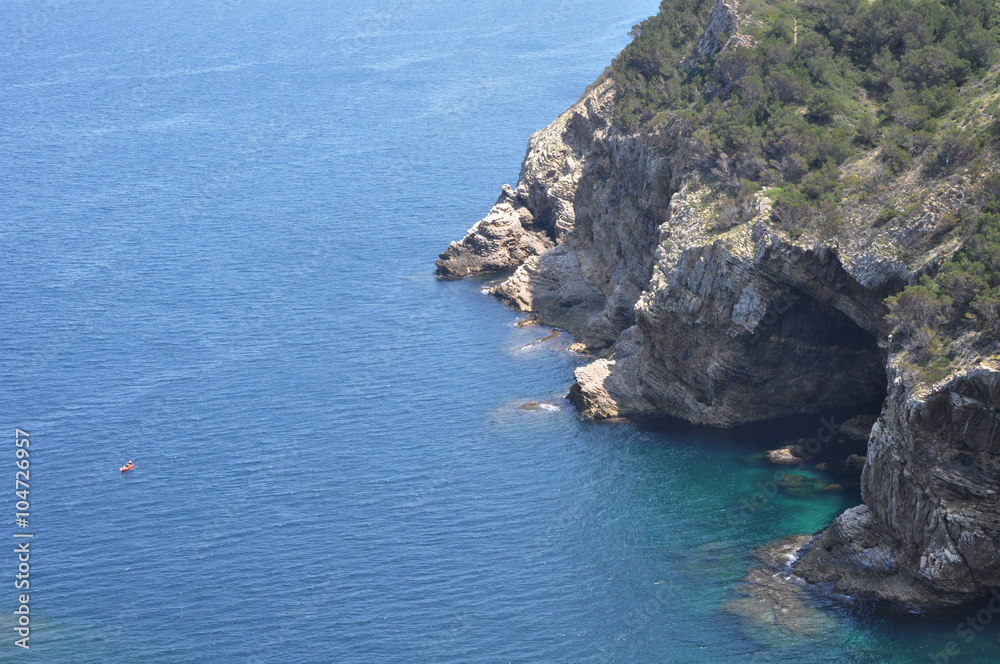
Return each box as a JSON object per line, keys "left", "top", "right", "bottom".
{"left": 2, "top": 0, "right": 1000, "bottom": 662}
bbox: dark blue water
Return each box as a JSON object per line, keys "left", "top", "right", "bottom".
{"left": 2, "top": 1, "right": 1000, "bottom": 662}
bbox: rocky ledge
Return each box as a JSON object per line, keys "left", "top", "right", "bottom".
{"left": 438, "top": 0, "right": 1000, "bottom": 610}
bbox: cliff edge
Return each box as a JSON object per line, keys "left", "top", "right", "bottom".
{"left": 438, "top": 0, "right": 1000, "bottom": 609}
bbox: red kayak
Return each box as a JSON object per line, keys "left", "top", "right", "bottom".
{"left": 121, "top": 461, "right": 135, "bottom": 472}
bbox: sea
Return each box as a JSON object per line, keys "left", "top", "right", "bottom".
{"left": 1, "top": 0, "right": 998, "bottom": 662}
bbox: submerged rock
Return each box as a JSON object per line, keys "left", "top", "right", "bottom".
{"left": 767, "top": 448, "right": 805, "bottom": 465}
{"left": 516, "top": 401, "right": 561, "bottom": 412}
{"left": 845, "top": 454, "right": 867, "bottom": 472}
{"left": 778, "top": 474, "right": 823, "bottom": 496}
{"left": 778, "top": 474, "right": 813, "bottom": 487}
{"left": 724, "top": 536, "right": 836, "bottom": 640}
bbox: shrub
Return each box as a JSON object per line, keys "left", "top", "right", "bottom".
{"left": 926, "top": 129, "right": 981, "bottom": 175}
{"left": 884, "top": 180, "right": 1000, "bottom": 376}
{"left": 875, "top": 206, "right": 898, "bottom": 225}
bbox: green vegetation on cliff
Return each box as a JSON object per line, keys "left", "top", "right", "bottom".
{"left": 612, "top": 0, "right": 998, "bottom": 215}
{"left": 611, "top": 0, "right": 1000, "bottom": 381}
{"left": 887, "top": 175, "right": 1000, "bottom": 381}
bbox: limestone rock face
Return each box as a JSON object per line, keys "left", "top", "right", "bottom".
{"left": 572, "top": 217, "right": 893, "bottom": 425}
{"left": 436, "top": 188, "right": 554, "bottom": 278}
{"left": 435, "top": 79, "right": 616, "bottom": 279}
{"left": 681, "top": 0, "right": 746, "bottom": 71}
{"left": 484, "top": 120, "right": 675, "bottom": 349}
{"left": 797, "top": 365, "right": 1000, "bottom": 609}
{"left": 438, "top": 0, "right": 1000, "bottom": 610}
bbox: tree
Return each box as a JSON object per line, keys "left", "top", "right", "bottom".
{"left": 931, "top": 130, "right": 979, "bottom": 172}
{"left": 806, "top": 89, "right": 842, "bottom": 123}
{"left": 886, "top": 277, "right": 952, "bottom": 338}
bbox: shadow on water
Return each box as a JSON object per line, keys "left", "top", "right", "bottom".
{"left": 630, "top": 403, "right": 884, "bottom": 454}
{"left": 632, "top": 404, "right": 886, "bottom": 489}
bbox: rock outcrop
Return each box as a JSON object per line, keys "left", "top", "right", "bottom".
{"left": 797, "top": 363, "right": 1000, "bottom": 609}
{"left": 436, "top": 80, "right": 616, "bottom": 279}
{"left": 681, "top": 0, "right": 749, "bottom": 72}
{"left": 724, "top": 535, "right": 837, "bottom": 640}
{"left": 435, "top": 186, "right": 554, "bottom": 278}
{"left": 438, "top": 0, "right": 1000, "bottom": 610}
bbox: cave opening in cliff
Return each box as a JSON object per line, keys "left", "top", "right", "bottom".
{"left": 758, "top": 287, "right": 889, "bottom": 416}
{"left": 777, "top": 292, "right": 878, "bottom": 352}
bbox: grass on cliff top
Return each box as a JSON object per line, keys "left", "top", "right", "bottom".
{"left": 610, "top": 0, "right": 1000, "bottom": 236}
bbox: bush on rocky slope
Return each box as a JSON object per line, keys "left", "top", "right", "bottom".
{"left": 611, "top": 0, "right": 1000, "bottom": 234}
{"left": 887, "top": 174, "right": 1000, "bottom": 381}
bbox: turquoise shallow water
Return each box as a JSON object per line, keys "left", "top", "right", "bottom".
{"left": 2, "top": 1, "right": 1000, "bottom": 662}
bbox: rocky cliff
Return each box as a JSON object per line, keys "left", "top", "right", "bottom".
{"left": 438, "top": 0, "right": 1000, "bottom": 610}
{"left": 796, "top": 363, "right": 1000, "bottom": 608}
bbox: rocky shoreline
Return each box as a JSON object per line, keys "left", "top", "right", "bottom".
{"left": 438, "top": 0, "right": 1000, "bottom": 611}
